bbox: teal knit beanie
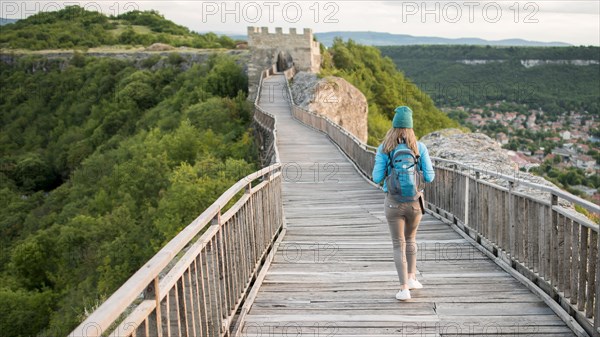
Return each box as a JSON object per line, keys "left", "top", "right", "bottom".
{"left": 392, "top": 106, "right": 413, "bottom": 128}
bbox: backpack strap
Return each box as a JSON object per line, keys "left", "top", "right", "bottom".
{"left": 386, "top": 150, "right": 393, "bottom": 177}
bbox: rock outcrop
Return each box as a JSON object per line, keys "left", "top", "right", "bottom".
{"left": 420, "top": 129, "right": 586, "bottom": 215}
{"left": 420, "top": 129, "right": 555, "bottom": 193}
{"left": 290, "top": 72, "right": 368, "bottom": 143}
{"left": 0, "top": 49, "right": 250, "bottom": 72}
{"left": 145, "top": 43, "right": 175, "bottom": 51}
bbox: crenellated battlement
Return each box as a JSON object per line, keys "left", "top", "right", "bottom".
{"left": 247, "top": 26, "right": 316, "bottom": 47}
{"left": 247, "top": 26, "right": 313, "bottom": 36}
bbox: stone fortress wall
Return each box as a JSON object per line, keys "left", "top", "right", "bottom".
{"left": 247, "top": 26, "right": 321, "bottom": 101}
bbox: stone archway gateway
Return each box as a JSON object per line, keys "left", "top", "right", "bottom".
{"left": 276, "top": 50, "right": 294, "bottom": 72}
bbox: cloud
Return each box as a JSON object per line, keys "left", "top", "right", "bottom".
{"left": 381, "top": 0, "right": 599, "bottom": 15}
{"left": 4, "top": 0, "right": 599, "bottom": 45}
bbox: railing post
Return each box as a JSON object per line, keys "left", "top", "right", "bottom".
{"left": 450, "top": 164, "right": 455, "bottom": 215}
{"left": 474, "top": 171, "right": 480, "bottom": 231}
{"left": 217, "top": 214, "right": 230, "bottom": 334}
{"left": 211, "top": 208, "right": 221, "bottom": 226}
{"left": 595, "top": 230, "right": 599, "bottom": 335}
{"left": 550, "top": 193, "right": 559, "bottom": 287}
{"left": 589, "top": 231, "right": 597, "bottom": 320}
{"left": 145, "top": 277, "right": 163, "bottom": 337}
{"left": 508, "top": 181, "right": 516, "bottom": 262}
{"left": 464, "top": 167, "right": 469, "bottom": 226}
{"left": 245, "top": 181, "right": 257, "bottom": 265}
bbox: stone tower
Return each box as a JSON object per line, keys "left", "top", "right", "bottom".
{"left": 247, "top": 27, "right": 321, "bottom": 101}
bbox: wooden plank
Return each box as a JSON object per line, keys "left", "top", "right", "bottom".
{"left": 545, "top": 205, "right": 552, "bottom": 284}
{"left": 587, "top": 231, "right": 597, "bottom": 318}
{"left": 558, "top": 214, "right": 565, "bottom": 292}
{"left": 571, "top": 221, "right": 579, "bottom": 306}
{"left": 539, "top": 204, "right": 547, "bottom": 279}
{"left": 595, "top": 228, "right": 600, "bottom": 334}
{"left": 176, "top": 276, "right": 189, "bottom": 337}
{"left": 578, "top": 227, "right": 588, "bottom": 312}
{"left": 522, "top": 196, "right": 529, "bottom": 267}
{"left": 509, "top": 185, "right": 517, "bottom": 260}
{"left": 565, "top": 217, "right": 572, "bottom": 298}
{"left": 201, "top": 247, "right": 215, "bottom": 336}
{"left": 551, "top": 196, "right": 559, "bottom": 287}
{"left": 530, "top": 198, "right": 539, "bottom": 273}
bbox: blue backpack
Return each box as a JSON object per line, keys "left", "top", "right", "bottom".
{"left": 385, "top": 146, "right": 423, "bottom": 203}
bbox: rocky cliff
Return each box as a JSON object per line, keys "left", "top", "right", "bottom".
{"left": 290, "top": 72, "right": 368, "bottom": 143}
{"left": 0, "top": 48, "right": 250, "bottom": 72}
{"left": 420, "top": 128, "right": 583, "bottom": 213}
{"left": 421, "top": 128, "right": 554, "bottom": 190}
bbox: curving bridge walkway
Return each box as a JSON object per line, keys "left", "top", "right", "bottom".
{"left": 238, "top": 74, "right": 577, "bottom": 336}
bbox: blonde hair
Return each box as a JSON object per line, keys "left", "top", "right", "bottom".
{"left": 382, "top": 128, "right": 419, "bottom": 156}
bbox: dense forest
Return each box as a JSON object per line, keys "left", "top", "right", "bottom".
{"left": 0, "top": 51, "right": 254, "bottom": 335}
{"left": 321, "top": 39, "right": 459, "bottom": 145}
{"left": 379, "top": 45, "right": 600, "bottom": 116}
{"left": 0, "top": 6, "right": 236, "bottom": 50}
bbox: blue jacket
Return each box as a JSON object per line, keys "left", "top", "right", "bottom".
{"left": 372, "top": 142, "right": 435, "bottom": 192}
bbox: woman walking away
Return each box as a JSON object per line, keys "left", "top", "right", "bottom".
{"left": 372, "top": 106, "right": 435, "bottom": 301}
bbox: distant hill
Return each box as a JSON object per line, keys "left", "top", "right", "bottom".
{"left": 229, "top": 31, "right": 571, "bottom": 47}
{"left": 227, "top": 34, "right": 248, "bottom": 42}
{"left": 379, "top": 45, "right": 600, "bottom": 115}
{"left": 315, "top": 31, "right": 572, "bottom": 47}
{"left": 0, "top": 7, "right": 235, "bottom": 50}
{"left": 0, "top": 17, "right": 18, "bottom": 26}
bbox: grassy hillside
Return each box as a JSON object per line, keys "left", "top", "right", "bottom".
{"left": 321, "top": 38, "right": 459, "bottom": 145}
{"left": 0, "top": 6, "right": 236, "bottom": 50}
{"left": 379, "top": 45, "right": 600, "bottom": 116}
{"left": 0, "top": 51, "right": 254, "bottom": 336}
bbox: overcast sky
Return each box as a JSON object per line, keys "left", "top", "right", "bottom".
{"left": 3, "top": 1, "right": 599, "bottom": 45}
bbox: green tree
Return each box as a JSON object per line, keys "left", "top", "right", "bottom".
{"left": 321, "top": 39, "right": 458, "bottom": 144}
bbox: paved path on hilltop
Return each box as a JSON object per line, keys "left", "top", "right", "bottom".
{"left": 239, "top": 74, "right": 575, "bottom": 336}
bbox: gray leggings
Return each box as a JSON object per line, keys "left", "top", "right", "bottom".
{"left": 384, "top": 193, "right": 422, "bottom": 286}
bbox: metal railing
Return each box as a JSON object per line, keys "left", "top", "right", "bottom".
{"left": 69, "top": 67, "right": 284, "bottom": 337}
{"left": 281, "top": 69, "right": 600, "bottom": 337}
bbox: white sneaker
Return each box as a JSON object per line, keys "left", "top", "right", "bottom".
{"left": 395, "top": 289, "right": 411, "bottom": 300}
{"left": 407, "top": 278, "right": 423, "bottom": 290}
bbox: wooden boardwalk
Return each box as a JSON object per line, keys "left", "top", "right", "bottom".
{"left": 240, "top": 74, "right": 576, "bottom": 336}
